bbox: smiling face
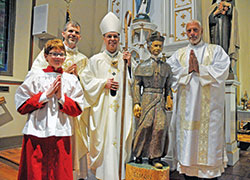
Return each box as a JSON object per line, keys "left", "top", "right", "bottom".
{"left": 45, "top": 48, "right": 66, "bottom": 70}
{"left": 149, "top": 40, "right": 163, "bottom": 57}
{"left": 62, "top": 23, "right": 81, "bottom": 49}
{"left": 103, "top": 32, "right": 120, "bottom": 53}
{"left": 186, "top": 21, "right": 203, "bottom": 45}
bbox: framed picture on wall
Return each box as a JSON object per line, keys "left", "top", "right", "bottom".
{"left": 0, "top": 0, "right": 16, "bottom": 76}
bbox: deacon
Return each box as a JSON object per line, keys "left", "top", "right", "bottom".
{"left": 79, "top": 12, "right": 134, "bottom": 180}
{"left": 168, "top": 20, "right": 230, "bottom": 180}
{"left": 132, "top": 31, "right": 172, "bottom": 169}
{"left": 31, "top": 20, "right": 88, "bottom": 180}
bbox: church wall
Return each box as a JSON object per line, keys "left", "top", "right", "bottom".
{"left": 236, "top": 0, "right": 250, "bottom": 101}
{"left": 0, "top": 0, "right": 33, "bottom": 138}
{"left": 201, "top": 0, "right": 250, "bottom": 103}
{"left": 0, "top": 0, "right": 108, "bottom": 139}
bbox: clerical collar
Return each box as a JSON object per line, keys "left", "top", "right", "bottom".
{"left": 63, "top": 42, "right": 78, "bottom": 53}
{"left": 105, "top": 49, "right": 119, "bottom": 58}
{"left": 188, "top": 40, "right": 204, "bottom": 49}
{"left": 43, "top": 66, "right": 63, "bottom": 74}
{"left": 151, "top": 55, "right": 161, "bottom": 62}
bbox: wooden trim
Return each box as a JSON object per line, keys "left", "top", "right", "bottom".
{"left": 0, "top": 80, "right": 23, "bottom": 85}
{"left": 0, "top": 136, "right": 23, "bottom": 151}
{"left": 28, "top": 0, "right": 36, "bottom": 70}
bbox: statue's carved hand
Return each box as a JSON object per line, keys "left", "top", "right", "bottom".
{"left": 133, "top": 104, "right": 142, "bottom": 118}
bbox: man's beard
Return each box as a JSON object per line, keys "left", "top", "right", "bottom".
{"left": 189, "top": 35, "right": 201, "bottom": 45}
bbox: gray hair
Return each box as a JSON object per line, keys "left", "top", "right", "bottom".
{"left": 63, "top": 20, "right": 81, "bottom": 32}
{"left": 186, "top": 19, "right": 202, "bottom": 29}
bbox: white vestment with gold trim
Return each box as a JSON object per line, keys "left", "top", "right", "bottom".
{"left": 168, "top": 41, "right": 230, "bottom": 178}
{"left": 80, "top": 51, "right": 134, "bottom": 180}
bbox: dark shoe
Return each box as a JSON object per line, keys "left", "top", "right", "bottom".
{"left": 135, "top": 157, "right": 143, "bottom": 164}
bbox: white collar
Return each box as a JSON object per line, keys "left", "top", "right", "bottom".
{"left": 63, "top": 42, "right": 78, "bottom": 53}
{"left": 188, "top": 40, "right": 204, "bottom": 49}
{"left": 105, "top": 49, "right": 119, "bottom": 58}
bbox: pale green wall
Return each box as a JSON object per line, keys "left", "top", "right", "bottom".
{"left": 0, "top": 0, "right": 108, "bottom": 138}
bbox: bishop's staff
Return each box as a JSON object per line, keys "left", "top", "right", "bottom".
{"left": 119, "top": 10, "right": 132, "bottom": 180}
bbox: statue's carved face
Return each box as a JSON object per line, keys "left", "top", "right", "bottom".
{"left": 186, "top": 22, "right": 203, "bottom": 45}
{"left": 149, "top": 40, "right": 163, "bottom": 56}
{"left": 103, "top": 32, "right": 120, "bottom": 53}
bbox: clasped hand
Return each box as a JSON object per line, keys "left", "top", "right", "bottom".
{"left": 46, "top": 75, "right": 62, "bottom": 99}
{"left": 65, "top": 64, "right": 78, "bottom": 76}
{"left": 188, "top": 50, "right": 199, "bottom": 74}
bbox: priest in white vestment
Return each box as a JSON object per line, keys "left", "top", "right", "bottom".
{"left": 31, "top": 21, "right": 89, "bottom": 180}
{"left": 79, "top": 12, "right": 134, "bottom": 180}
{"left": 167, "top": 20, "right": 230, "bottom": 179}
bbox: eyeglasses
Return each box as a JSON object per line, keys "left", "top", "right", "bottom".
{"left": 105, "top": 34, "right": 119, "bottom": 39}
{"left": 49, "top": 52, "right": 65, "bottom": 58}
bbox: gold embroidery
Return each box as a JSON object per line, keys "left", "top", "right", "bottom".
{"left": 198, "top": 85, "right": 210, "bottom": 164}
{"left": 179, "top": 47, "right": 188, "bottom": 67}
{"left": 112, "top": 141, "right": 117, "bottom": 148}
{"left": 203, "top": 44, "right": 215, "bottom": 65}
{"left": 183, "top": 120, "right": 200, "bottom": 130}
{"left": 196, "top": 44, "right": 214, "bottom": 164}
{"left": 111, "top": 60, "right": 118, "bottom": 68}
{"left": 179, "top": 86, "right": 186, "bottom": 160}
{"left": 109, "top": 100, "right": 120, "bottom": 112}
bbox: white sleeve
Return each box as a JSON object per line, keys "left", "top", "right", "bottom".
{"left": 199, "top": 46, "right": 230, "bottom": 86}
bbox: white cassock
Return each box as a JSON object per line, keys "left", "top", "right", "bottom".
{"left": 31, "top": 46, "right": 89, "bottom": 179}
{"left": 80, "top": 50, "right": 134, "bottom": 180}
{"left": 167, "top": 41, "right": 230, "bottom": 178}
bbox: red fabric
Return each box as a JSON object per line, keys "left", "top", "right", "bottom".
{"left": 60, "top": 95, "right": 82, "bottom": 117}
{"left": 18, "top": 135, "right": 73, "bottom": 180}
{"left": 18, "top": 92, "right": 45, "bottom": 115}
{"left": 43, "top": 66, "right": 63, "bottom": 74}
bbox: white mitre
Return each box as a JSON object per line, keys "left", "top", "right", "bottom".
{"left": 100, "top": 12, "right": 121, "bottom": 35}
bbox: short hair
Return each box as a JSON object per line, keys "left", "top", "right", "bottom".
{"left": 186, "top": 19, "right": 202, "bottom": 29}
{"left": 44, "top": 39, "right": 66, "bottom": 55}
{"left": 63, "top": 20, "right": 81, "bottom": 32}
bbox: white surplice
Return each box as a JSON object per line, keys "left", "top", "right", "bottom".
{"left": 31, "top": 46, "right": 89, "bottom": 179}
{"left": 80, "top": 50, "right": 134, "bottom": 180}
{"left": 167, "top": 41, "right": 230, "bottom": 178}
{"left": 15, "top": 70, "right": 84, "bottom": 137}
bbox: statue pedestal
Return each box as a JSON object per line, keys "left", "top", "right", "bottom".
{"left": 225, "top": 80, "right": 240, "bottom": 166}
{"left": 125, "top": 162, "right": 169, "bottom": 180}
